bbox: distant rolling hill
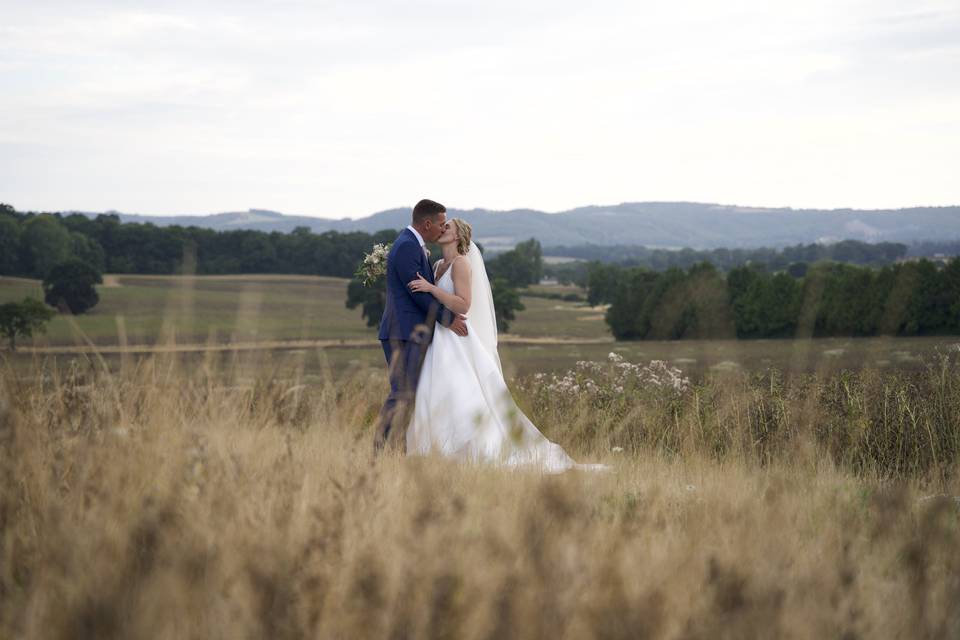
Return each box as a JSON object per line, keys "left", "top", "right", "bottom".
{"left": 75, "top": 202, "right": 960, "bottom": 251}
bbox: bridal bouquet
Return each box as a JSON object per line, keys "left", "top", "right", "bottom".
{"left": 355, "top": 242, "right": 391, "bottom": 287}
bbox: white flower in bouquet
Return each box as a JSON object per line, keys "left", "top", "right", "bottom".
{"left": 355, "top": 242, "right": 391, "bottom": 287}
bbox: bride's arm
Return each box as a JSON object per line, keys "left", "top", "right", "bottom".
{"left": 408, "top": 258, "right": 472, "bottom": 315}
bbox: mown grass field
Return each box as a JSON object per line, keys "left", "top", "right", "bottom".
{"left": 0, "top": 274, "right": 612, "bottom": 345}
{"left": 0, "top": 274, "right": 371, "bottom": 345}
{"left": 3, "top": 274, "right": 958, "bottom": 378}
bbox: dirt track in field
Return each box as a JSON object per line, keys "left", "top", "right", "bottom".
{"left": 18, "top": 334, "right": 615, "bottom": 355}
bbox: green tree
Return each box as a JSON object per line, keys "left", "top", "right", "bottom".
{"left": 491, "top": 278, "right": 525, "bottom": 332}
{"left": 733, "top": 271, "right": 802, "bottom": 338}
{"left": 679, "top": 262, "right": 735, "bottom": 339}
{"left": 0, "top": 298, "right": 55, "bottom": 350}
{"left": 487, "top": 239, "right": 543, "bottom": 288}
{"left": 71, "top": 232, "right": 107, "bottom": 273}
{"left": 727, "top": 265, "right": 762, "bottom": 323}
{"left": 20, "top": 215, "right": 72, "bottom": 277}
{"left": 815, "top": 263, "right": 883, "bottom": 336}
{"left": 543, "top": 260, "right": 589, "bottom": 287}
{"left": 42, "top": 260, "right": 103, "bottom": 314}
{"left": 239, "top": 232, "right": 279, "bottom": 273}
{"left": 0, "top": 216, "right": 21, "bottom": 274}
{"left": 629, "top": 264, "right": 731, "bottom": 340}
{"left": 637, "top": 267, "right": 688, "bottom": 339}
{"left": 605, "top": 268, "right": 659, "bottom": 339}
{"left": 903, "top": 260, "right": 951, "bottom": 335}
{"left": 586, "top": 262, "right": 625, "bottom": 306}
{"left": 345, "top": 278, "right": 386, "bottom": 327}
{"left": 868, "top": 261, "right": 950, "bottom": 336}
{"left": 943, "top": 258, "right": 960, "bottom": 333}
{"left": 786, "top": 262, "right": 808, "bottom": 278}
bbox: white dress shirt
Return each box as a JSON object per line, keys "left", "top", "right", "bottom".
{"left": 406, "top": 225, "right": 425, "bottom": 247}
{"left": 406, "top": 225, "right": 429, "bottom": 258}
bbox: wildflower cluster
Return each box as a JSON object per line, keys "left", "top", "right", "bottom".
{"left": 521, "top": 352, "right": 691, "bottom": 406}
{"left": 605, "top": 352, "right": 691, "bottom": 393}
{"left": 355, "top": 242, "right": 391, "bottom": 287}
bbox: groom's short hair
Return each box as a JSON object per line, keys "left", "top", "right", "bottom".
{"left": 412, "top": 199, "right": 446, "bottom": 224}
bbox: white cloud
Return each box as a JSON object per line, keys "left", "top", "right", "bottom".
{"left": 0, "top": 0, "right": 958, "bottom": 216}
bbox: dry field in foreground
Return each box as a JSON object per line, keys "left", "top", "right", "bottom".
{"left": 1, "top": 353, "right": 959, "bottom": 639}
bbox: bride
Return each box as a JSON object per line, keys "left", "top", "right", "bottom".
{"left": 406, "top": 218, "right": 608, "bottom": 473}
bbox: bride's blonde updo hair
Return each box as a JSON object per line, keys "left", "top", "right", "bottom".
{"left": 451, "top": 218, "right": 472, "bottom": 255}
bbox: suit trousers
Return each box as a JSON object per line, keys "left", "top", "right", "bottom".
{"left": 375, "top": 337, "right": 429, "bottom": 451}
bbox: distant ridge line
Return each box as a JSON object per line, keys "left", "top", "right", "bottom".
{"left": 66, "top": 201, "right": 960, "bottom": 250}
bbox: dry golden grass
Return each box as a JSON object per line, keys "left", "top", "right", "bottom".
{"left": 1, "top": 352, "right": 959, "bottom": 639}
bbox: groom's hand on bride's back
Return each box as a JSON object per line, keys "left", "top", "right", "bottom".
{"left": 450, "top": 314, "right": 468, "bottom": 337}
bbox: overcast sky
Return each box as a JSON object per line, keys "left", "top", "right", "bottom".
{"left": 1, "top": 0, "right": 958, "bottom": 218}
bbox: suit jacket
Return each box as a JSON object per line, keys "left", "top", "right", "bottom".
{"left": 378, "top": 228, "right": 454, "bottom": 342}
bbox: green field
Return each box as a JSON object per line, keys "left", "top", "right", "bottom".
{"left": 508, "top": 297, "right": 609, "bottom": 339}
{"left": 3, "top": 274, "right": 958, "bottom": 377}
{"left": 0, "top": 274, "right": 609, "bottom": 345}
{"left": 0, "top": 274, "right": 374, "bottom": 345}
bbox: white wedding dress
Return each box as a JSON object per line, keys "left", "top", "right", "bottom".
{"left": 407, "top": 243, "right": 607, "bottom": 473}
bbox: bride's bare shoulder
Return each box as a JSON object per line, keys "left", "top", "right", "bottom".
{"left": 452, "top": 255, "right": 472, "bottom": 274}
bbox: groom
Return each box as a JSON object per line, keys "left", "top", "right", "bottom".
{"left": 375, "top": 198, "right": 468, "bottom": 451}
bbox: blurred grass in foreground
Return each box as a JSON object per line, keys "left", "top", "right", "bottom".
{"left": 1, "top": 351, "right": 959, "bottom": 638}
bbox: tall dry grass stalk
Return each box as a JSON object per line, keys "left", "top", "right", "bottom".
{"left": 519, "top": 352, "right": 960, "bottom": 481}
{"left": 1, "top": 351, "right": 959, "bottom": 638}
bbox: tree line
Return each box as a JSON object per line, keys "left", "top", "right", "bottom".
{"left": 1, "top": 204, "right": 545, "bottom": 284}
{"left": 10, "top": 202, "right": 956, "bottom": 341}
{"left": 907, "top": 240, "right": 960, "bottom": 258}
{"left": 545, "top": 239, "right": 910, "bottom": 269}
{"left": 591, "top": 259, "right": 960, "bottom": 340}
{"left": 540, "top": 239, "right": 939, "bottom": 287}
{"left": 0, "top": 204, "right": 401, "bottom": 279}
{"left": 1, "top": 204, "right": 543, "bottom": 336}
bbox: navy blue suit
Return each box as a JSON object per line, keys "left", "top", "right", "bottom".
{"left": 375, "top": 228, "right": 454, "bottom": 450}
